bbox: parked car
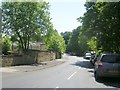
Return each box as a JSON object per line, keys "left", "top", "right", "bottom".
{"left": 90, "top": 54, "right": 98, "bottom": 65}
{"left": 94, "top": 53, "right": 120, "bottom": 81}
{"left": 83, "top": 52, "right": 91, "bottom": 59}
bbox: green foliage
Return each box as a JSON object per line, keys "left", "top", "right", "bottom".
{"left": 2, "top": 2, "right": 52, "bottom": 51}
{"left": 79, "top": 2, "right": 120, "bottom": 54}
{"left": 67, "top": 26, "right": 81, "bottom": 55}
{"left": 60, "top": 31, "right": 72, "bottom": 53}
{"left": 87, "top": 36, "right": 97, "bottom": 51}
{"left": 62, "top": 26, "right": 90, "bottom": 55}
{"left": 2, "top": 38, "right": 12, "bottom": 55}
{"left": 78, "top": 32, "right": 89, "bottom": 53}
{"left": 45, "top": 30, "right": 66, "bottom": 53}
{"left": 61, "top": 31, "right": 72, "bottom": 45}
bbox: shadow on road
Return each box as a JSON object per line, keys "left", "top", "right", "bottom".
{"left": 71, "top": 60, "right": 120, "bottom": 88}
{"left": 71, "top": 60, "right": 94, "bottom": 69}
{"left": 96, "top": 77, "right": 120, "bottom": 88}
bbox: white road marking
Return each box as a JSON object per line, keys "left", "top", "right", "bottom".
{"left": 54, "top": 86, "right": 59, "bottom": 90}
{"left": 67, "top": 71, "right": 77, "bottom": 80}
{"left": 56, "top": 86, "right": 59, "bottom": 88}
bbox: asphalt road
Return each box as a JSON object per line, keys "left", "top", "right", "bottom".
{"left": 2, "top": 54, "right": 120, "bottom": 88}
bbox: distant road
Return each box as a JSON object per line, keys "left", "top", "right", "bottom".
{"left": 2, "top": 54, "right": 120, "bottom": 88}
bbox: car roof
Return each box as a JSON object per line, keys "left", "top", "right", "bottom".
{"left": 101, "top": 53, "right": 120, "bottom": 56}
{"left": 85, "top": 53, "right": 91, "bottom": 54}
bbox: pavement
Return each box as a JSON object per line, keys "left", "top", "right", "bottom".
{"left": 0, "top": 59, "right": 65, "bottom": 73}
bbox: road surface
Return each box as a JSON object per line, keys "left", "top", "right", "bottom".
{"left": 2, "top": 54, "right": 120, "bottom": 88}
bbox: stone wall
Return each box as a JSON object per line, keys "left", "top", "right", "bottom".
{"left": 37, "top": 51, "right": 55, "bottom": 62}
{"left": 2, "top": 50, "right": 56, "bottom": 67}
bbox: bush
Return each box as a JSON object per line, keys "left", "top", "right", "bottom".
{"left": 2, "top": 38, "right": 12, "bottom": 55}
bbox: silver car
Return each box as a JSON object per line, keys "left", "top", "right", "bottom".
{"left": 94, "top": 53, "right": 120, "bottom": 81}
{"left": 90, "top": 55, "right": 98, "bottom": 65}
{"left": 84, "top": 53, "right": 91, "bottom": 59}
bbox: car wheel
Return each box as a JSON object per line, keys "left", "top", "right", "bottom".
{"left": 94, "top": 72, "right": 100, "bottom": 81}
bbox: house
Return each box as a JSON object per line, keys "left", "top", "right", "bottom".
{"left": 29, "top": 42, "right": 46, "bottom": 50}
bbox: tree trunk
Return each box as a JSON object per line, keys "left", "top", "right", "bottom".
{"left": 16, "top": 31, "right": 24, "bottom": 51}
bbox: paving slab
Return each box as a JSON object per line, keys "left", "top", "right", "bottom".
{"left": 0, "top": 59, "right": 65, "bottom": 73}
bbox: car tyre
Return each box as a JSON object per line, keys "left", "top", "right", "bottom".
{"left": 94, "top": 72, "right": 100, "bottom": 81}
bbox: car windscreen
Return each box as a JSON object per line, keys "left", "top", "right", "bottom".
{"left": 101, "top": 55, "right": 120, "bottom": 63}
{"left": 86, "top": 53, "right": 91, "bottom": 56}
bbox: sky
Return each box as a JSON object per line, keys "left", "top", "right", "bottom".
{"left": 46, "top": 0, "right": 86, "bottom": 33}
{"left": 0, "top": 0, "right": 86, "bottom": 33}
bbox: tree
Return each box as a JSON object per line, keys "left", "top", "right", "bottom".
{"left": 2, "top": 38, "right": 12, "bottom": 55}
{"left": 2, "top": 2, "right": 52, "bottom": 51}
{"left": 78, "top": 32, "right": 89, "bottom": 54}
{"left": 79, "top": 2, "right": 120, "bottom": 54}
{"left": 67, "top": 26, "right": 81, "bottom": 55}
{"left": 87, "top": 36, "right": 97, "bottom": 52}
{"left": 65, "top": 26, "right": 90, "bottom": 55}
{"left": 60, "top": 31, "right": 72, "bottom": 53}
{"left": 61, "top": 31, "right": 72, "bottom": 45}
{"left": 46, "top": 30, "right": 66, "bottom": 53}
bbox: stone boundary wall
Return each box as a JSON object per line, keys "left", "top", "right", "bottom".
{"left": 2, "top": 50, "right": 56, "bottom": 67}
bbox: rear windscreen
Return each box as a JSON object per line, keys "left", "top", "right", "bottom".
{"left": 101, "top": 55, "right": 120, "bottom": 63}
{"left": 86, "top": 53, "right": 91, "bottom": 56}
